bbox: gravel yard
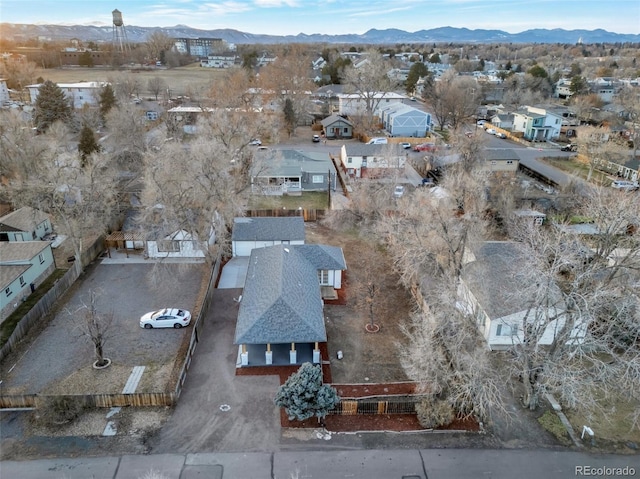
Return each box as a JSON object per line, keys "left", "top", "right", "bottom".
{"left": 0, "top": 261, "right": 207, "bottom": 396}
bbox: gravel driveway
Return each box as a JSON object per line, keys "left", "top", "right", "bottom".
{"left": 0, "top": 261, "right": 205, "bottom": 395}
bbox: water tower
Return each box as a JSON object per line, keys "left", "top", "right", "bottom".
{"left": 112, "top": 9, "right": 130, "bottom": 56}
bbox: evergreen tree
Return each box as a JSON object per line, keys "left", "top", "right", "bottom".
{"left": 78, "top": 124, "right": 100, "bottom": 167}
{"left": 283, "top": 98, "right": 296, "bottom": 137}
{"left": 274, "top": 363, "right": 340, "bottom": 422}
{"left": 406, "top": 62, "right": 428, "bottom": 95}
{"left": 99, "top": 84, "right": 117, "bottom": 119}
{"left": 78, "top": 51, "right": 94, "bottom": 68}
{"left": 34, "top": 80, "right": 72, "bottom": 133}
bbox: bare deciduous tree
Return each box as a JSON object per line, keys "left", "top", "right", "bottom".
{"left": 504, "top": 187, "right": 640, "bottom": 417}
{"left": 341, "top": 49, "right": 396, "bottom": 132}
{"left": 422, "top": 70, "right": 481, "bottom": 130}
{"left": 72, "top": 290, "right": 113, "bottom": 368}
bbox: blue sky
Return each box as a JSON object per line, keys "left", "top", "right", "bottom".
{"left": 1, "top": 0, "right": 638, "bottom": 35}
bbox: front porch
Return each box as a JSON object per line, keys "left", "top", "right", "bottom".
{"left": 236, "top": 342, "right": 324, "bottom": 367}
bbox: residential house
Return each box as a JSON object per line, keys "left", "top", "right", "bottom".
{"left": 231, "top": 216, "right": 305, "bottom": 257}
{"left": 459, "top": 241, "right": 584, "bottom": 351}
{"left": 512, "top": 106, "right": 562, "bottom": 142}
{"left": 251, "top": 149, "right": 336, "bottom": 196}
{"left": 336, "top": 92, "right": 407, "bottom": 116}
{"left": 234, "top": 243, "right": 346, "bottom": 367}
{"left": 512, "top": 209, "right": 546, "bottom": 226}
{"left": 26, "top": 82, "right": 108, "bottom": 109}
{"left": 489, "top": 113, "right": 514, "bottom": 130}
{"left": 320, "top": 114, "right": 353, "bottom": 139}
{"left": 0, "top": 206, "right": 53, "bottom": 242}
{"left": 146, "top": 229, "right": 209, "bottom": 260}
{"left": 589, "top": 77, "right": 618, "bottom": 103}
{"left": 339, "top": 144, "right": 406, "bottom": 178}
{"left": 555, "top": 78, "right": 573, "bottom": 99}
{"left": 484, "top": 149, "right": 520, "bottom": 176}
{"left": 379, "top": 104, "right": 431, "bottom": 137}
{"left": 0, "top": 241, "right": 55, "bottom": 322}
{"left": 200, "top": 52, "right": 237, "bottom": 68}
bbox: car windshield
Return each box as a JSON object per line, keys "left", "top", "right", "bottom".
{"left": 151, "top": 309, "right": 167, "bottom": 319}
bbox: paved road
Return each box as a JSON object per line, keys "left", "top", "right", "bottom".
{"left": 2, "top": 449, "right": 638, "bottom": 479}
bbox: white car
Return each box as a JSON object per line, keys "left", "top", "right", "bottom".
{"left": 249, "top": 139, "right": 262, "bottom": 146}
{"left": 393, "top": 185, "right": 405, "bottom": 198}
{"left": 400, "top": 142, "right": 412, "bottom": 149}
{"left": 486, "top": 128, "right": 496, "bottom": 135}
{"left": 140, "top": 308, "right": 192, "bottom": 329}
{"left": 611, "top": 180, "right": 639, "bottom": 191}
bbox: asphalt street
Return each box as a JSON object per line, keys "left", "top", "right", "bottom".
{"left": 2, "top": 449, "right": 639, "bottom": 479}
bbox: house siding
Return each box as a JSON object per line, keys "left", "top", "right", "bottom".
{"left": 1, "top": 244, "right": 55, "bottom": 322}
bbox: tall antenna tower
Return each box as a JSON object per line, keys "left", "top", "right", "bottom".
{"left": 112, "top": 9, "right": 130, "bottom": 57}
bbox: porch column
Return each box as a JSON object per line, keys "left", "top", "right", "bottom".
{"left": 289, "top": 342, "right": 297, "bottom": 364}
{"left": 313, "top": 341, "right": 320, "bottom": 364}
{"left": 265, "top": 343, "right": 273, "bottom": 365}
{"left": 241, "top": 344, "right": 248, "bottom": 366}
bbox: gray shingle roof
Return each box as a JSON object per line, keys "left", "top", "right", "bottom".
{"left": 231, "top": 217, "right": 305, "bottom": 242}
{"left": 234, "top": 244, "right": 326, "bottom": 344}
{"left": 293, "top": 244, "right": 346, "bottom": 271}
{"left": 344, "top": 144, "right": 404, "bottom": 156}
{"left": 0, "top": 241, "right": 50, "bottom": 263}
{"left": 462, "top": 242, "right": 527, "bottom": 319}
{"left": 0, "top": 207, "right": 49, "bottom": 233}
{"left": 321, "top": 114, "right": 353, "bottom": 127}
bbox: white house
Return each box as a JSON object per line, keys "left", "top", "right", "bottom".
{"left": 0, "top": 207, "right": 53, "bottom": 242}
{"left": 200, "top": 53, "right": 237, "bottom": 68}
{"left": 231, "top": 216, "right": 306, "bottom": 257}
{"left": 339, "top": 144, "right": 406, "bottom": 178}
{"left": 336, "top": 92, "right": 407, "bottom": 116}
{"left": 0, "top": 241, "right": 55, "bottom": 322}
{"left": 26, "top": 81, "right": 108, "bottom": 109}
{"left": 512, "top": 106, "right": 562, "bottom": 142}
{"left": 459, "top": 241, "right": 585, "bottom": 351}
{"left": 146, "top": 229, "right": 210, "bottom": 260}
{"left": 379, "top": 103, "right": 431, "bottom": 137}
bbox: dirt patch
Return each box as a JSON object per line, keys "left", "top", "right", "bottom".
{"left": 305, "top": 222, "right": 413, "bottom": 384}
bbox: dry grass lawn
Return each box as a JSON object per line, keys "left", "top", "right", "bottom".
{"left": 34, "top": 63, "right": 226, "bottom": 97}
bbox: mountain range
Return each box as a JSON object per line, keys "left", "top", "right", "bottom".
{"left": 2, "top": 23, "right": 639, "bottom": 45}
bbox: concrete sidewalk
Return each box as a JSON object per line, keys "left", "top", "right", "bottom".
{"left": 2, "top": 449, "right": 638, "bottom": 479}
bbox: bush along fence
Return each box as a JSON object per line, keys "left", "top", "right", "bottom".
{"left": 0, "top": 253, "right": 221, "bottom": 411}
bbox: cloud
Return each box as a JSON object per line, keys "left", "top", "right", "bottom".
{"left": 253, "top": 0, "right": 300, "bottom": 7}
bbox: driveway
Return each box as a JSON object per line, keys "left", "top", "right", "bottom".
{"left": 217, "top": 257, "right": 248, "bottom": 289}
{"left": 0, "top": 261, "right": 204, "bottom": 395}
{"left": 146, "top": 288, "right": 282, "bottom": 453}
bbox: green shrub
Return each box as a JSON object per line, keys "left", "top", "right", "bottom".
{"left": 415, "top": 397, "right": 455, "bottom": 429}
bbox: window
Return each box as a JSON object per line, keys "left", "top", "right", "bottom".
{"left": 317, "top": 270, "right": 330, "bottom": 285}
{"left": 5, "top": 287, "right": 11, "bottom": 297}
{"left": 344, "top": 127, "right": 349, "bottom": 134}
{"left": 506, "top": 160, "right": 513, "bottom": 164}
{"left": 347, "top": 157, "right": 352, "bottom": 164}
{"left": 157, "top": 240, "right": 181, "bottom": 252}
{"left": 312, "top": 175, "right": 323, "bottom": 184}
{"left": 39, "top": 253, "right": 45, "bottom": 264}
{"left": 496, "top": 323, "right": 517, "bottom": 337}
{"left": 19, "top": 276, "right": 26, "bottom": 287}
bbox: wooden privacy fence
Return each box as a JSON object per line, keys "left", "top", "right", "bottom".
{"left": 0, "top": 254, "right": 221, "bottom": 411}
{"left": 0, "top": 267, "right": 79, "bottom": 362}
{"left": 245, "top": 209, "right": 326, "bottom": 222}
{"left": 329, "top": 396, "right": 421, "bottom": 416}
